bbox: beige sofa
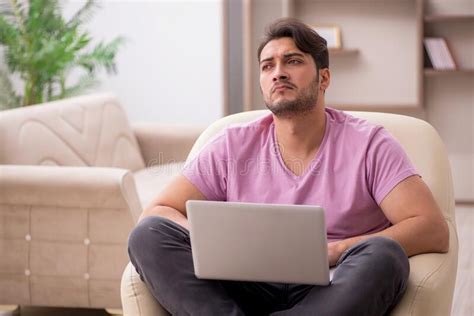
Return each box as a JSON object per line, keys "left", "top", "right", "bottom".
{"left": 121, "top": 110, "right": 459, "bottom": 316}
{"left": 0, "top": 94, "right": 202, "bottom": 312}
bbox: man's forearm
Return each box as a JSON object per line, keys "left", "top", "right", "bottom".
{"left": 337, "top": 215, "right": 449, "bottom": 258}
{"left": 138, "top": 205, "right": 189, "bottom": 230}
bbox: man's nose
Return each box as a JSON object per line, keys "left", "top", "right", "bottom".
{"left": 272, "top": 65, "right": 289, "bottom": 82}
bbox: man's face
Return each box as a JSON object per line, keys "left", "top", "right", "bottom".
{"left": 259, "top": 37, "right": 322, "bottom": 118}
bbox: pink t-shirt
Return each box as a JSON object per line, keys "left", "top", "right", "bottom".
{"left": 182, "top": 108, "right": 418, "bottom": 241}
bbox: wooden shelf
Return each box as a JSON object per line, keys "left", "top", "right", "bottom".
{"left": 424, "top": 15, "right": 474, "bottom": 23}
{"left": 328, "top": 48, "right": 359, "bottom": 56}
{"left": 424, "top": 69, "right": 474, "bottom": 75}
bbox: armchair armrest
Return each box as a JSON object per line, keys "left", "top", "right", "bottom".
{"left": 131, "top": 123, "right": 204, "bottom": 167}
{"left": 391, "top": 220, "right": 458, "bottom": 316}
{"left": 121, "top": 262, "right": 169, "bottom": 316}
{"left": 0, "top": 165, "right": 142, "bottom": 222}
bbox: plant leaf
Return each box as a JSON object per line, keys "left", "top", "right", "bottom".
{"left": 76, "top": 36, "right": 125, "bottom": 74}
{"left": 0, "top": 68, "right": 20, "bottom": 109}
{"left": 0, "top": 8, "right": 20, "bottom": 46}
{"left": 50, "top": 73, "right": 100, "bottom": 100}
{"left": 66, "top": 0, "right": 99, "bottom": 28}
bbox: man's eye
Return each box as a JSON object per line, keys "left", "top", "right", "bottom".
{"left": 288, "top": 59, "right": 301, "bottom": 64}
{"left": 262, "top": 64, "right": 272, "bottom": 71}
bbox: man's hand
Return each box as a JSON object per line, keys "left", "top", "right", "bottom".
{"left": 328, "top": 240, "right": 349, "bottom": 267}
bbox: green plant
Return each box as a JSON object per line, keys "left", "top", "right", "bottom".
{"left": 0, "top": 0, "right": 124, "bottom": 108}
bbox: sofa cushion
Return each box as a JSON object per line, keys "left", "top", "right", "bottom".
{"left": 133, "top": 162, "right": 185, "bottom": 211}
{"left": 0, "top": 93, "right": 145, "bottom": 171}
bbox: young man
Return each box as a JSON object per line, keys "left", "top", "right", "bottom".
{"left": 128, "top": 18, "right": 449, "bottom": 315}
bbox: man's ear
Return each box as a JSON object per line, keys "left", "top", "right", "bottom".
{"left": 320, "top": 68, "right": 330, "bottom": 91}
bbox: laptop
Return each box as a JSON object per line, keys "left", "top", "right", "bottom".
{"left": 186, "top": 200, "right": 332, "bottom": 285}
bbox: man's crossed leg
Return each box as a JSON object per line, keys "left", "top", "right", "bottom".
{"left": 128, "top": 216, "right": 409, "bottom": 316}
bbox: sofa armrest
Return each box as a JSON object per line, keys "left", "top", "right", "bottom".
{"left": 0, "top": 165, "right": 144, "bottom": 308}
{"left": 0, "top": 165, "right": 142, "bottom": 223}
{"left": 131, "top": 123, "right": 204, "bottom": 167}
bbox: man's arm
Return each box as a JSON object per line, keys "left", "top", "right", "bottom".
{"left": 328, "top": 175, "right": 449, "bottom": 266}
{"left": 137, "top": 174, "right": 207, "bottom": 230}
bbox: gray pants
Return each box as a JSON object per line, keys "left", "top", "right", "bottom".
{"left": 128, "top": 216, "right": 409, "bottom": 316}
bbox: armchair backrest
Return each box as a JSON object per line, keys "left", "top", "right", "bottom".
{"left": 187, "top": 110, "right": 455, "bottom": 224}
{"left": 0, "top": 93, "right": 145, "bottom": 171}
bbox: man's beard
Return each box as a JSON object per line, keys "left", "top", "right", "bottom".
{"left": 264, "top": 76, "right": 319, "bottom": 118}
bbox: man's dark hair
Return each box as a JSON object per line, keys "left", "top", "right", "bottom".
{"left": 257, "top": 18, "right": 329, "bottom": 71}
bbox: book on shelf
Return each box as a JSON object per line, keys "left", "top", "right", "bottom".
{"left": 423, "top": 37, "right": 457, "bottom": 70}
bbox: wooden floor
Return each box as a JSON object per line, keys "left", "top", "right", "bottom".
{"left": 1, "top": 205, "right": 472, "bottom": 316}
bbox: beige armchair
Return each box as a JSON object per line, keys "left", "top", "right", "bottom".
{"left": 0, "top": 94, "right": 202, "bottom": 313}
{"left": 121, "top": 110, "right": 458, "bottom": 316}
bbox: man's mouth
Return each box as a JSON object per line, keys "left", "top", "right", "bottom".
{"left": 272, "top": 84, "right": 294, "bottom": 93}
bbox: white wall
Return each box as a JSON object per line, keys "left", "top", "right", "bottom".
{"left": 64, "top": 0, "right": 224, "bottom": 125}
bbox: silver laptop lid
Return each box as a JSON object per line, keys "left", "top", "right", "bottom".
{"left": 187, "top": 200, "right": 329, "bottom": 285}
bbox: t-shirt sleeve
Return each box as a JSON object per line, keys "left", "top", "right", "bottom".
{"left": 366, "top": 127, "right": 419, "bottom": 205}
{"left": 181, "top": 132, "right": 228, "bottom": 201}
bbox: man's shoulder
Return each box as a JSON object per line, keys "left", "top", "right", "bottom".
{"left": 191, "top": 113, "right": 273, "bottom": 159}
{"left": 225, "top": 112, "right": 274, "bottom": 137}
{"left": 326, "top": 107, "right": 382, "bottom": 141}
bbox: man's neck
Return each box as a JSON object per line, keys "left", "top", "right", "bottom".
{"left": 273, "top": 105, "right": 326, "bottom": 159}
